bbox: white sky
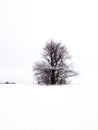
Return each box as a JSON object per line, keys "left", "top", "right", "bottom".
{"left": 0, "top": 0, "right": 98, "bottom": 84}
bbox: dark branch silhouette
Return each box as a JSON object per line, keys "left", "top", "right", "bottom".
{"left": 33, "top": 40, "right": 78, "bottom": 85}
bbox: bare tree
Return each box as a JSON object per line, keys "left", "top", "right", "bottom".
{"left": 33, "top": 40, "right": 78, "bottom": 85}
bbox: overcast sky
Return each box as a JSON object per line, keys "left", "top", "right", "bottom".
{"left": 0, "top": 0, "right": 98, "bottom": 84}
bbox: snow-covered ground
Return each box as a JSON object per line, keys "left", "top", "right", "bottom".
{"left": 0, "top": 84, "right": 98, "bottom": 130}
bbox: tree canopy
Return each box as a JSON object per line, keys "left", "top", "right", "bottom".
{"left": 33, "top": 40, "right": 78, "bottom": 85}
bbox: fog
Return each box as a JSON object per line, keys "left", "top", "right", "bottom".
{"left": 0, "top": 0, "right": 98, "bottom": 84}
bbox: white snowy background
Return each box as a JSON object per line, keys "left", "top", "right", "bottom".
{"left": 0, "top": 0, "right": 98, "bottom": 130}
{"left": 0, "top": 0, "right": 98, "bottom": 84}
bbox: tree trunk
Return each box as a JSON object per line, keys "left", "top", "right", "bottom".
{"left": 51, "top": 70, "right": 55, "bottom": 85}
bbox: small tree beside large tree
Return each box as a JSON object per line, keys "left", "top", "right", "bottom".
{"left": 33, "top": 40, "right": 78, "bottom": 85}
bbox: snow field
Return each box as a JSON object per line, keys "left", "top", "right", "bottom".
{"left": 0, "top": 84, "right": 98, "bottom": 130}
